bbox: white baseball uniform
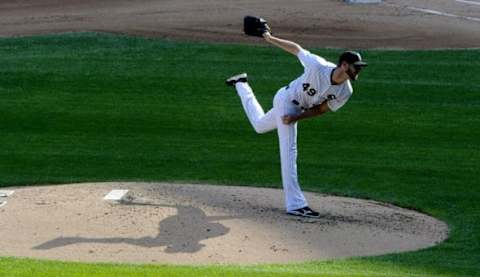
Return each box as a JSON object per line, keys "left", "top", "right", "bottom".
{"left": 234, "top": 48, "right": 353, "bottom": 212}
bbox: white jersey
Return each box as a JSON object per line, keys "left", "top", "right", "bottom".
{"left": 285, "top": 49, "right": 353, "bottom": 112}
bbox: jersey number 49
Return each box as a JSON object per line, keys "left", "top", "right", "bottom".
{"left": 303, "top": 83, "right": 317, "bottom": 96}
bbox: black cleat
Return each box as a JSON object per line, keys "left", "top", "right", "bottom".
{"left": 225, "top": 73, "right": 248, "bottom": 86}
{"left": 287, "top": 206, "right": 320, "bottom": 218}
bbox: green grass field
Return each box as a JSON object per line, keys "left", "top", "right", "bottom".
{"left": 0, "top": 33, "right": 478, "bottom": 276}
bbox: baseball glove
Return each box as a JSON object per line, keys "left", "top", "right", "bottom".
{"left": 243, "top": 16, "right": 271, "bottom": 37}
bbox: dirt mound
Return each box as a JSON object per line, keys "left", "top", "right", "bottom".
{"left": 0, "top": 182, "right": 448, "bottom": 264}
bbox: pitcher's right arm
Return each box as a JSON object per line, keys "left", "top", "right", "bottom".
{"left": 263, "top": 32, "right": 302, "bottom": 56}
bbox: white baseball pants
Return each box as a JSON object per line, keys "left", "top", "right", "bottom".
{"left": 235, "top": 82, "right": 308, "bottom": 212}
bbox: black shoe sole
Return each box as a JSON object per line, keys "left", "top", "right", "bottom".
{"left": 287, "top": 212, "right": 320, "bottom": 218}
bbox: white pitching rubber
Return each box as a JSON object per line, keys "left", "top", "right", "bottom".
{"left": 103, "top": 189, "right": 129, "bottom": 202}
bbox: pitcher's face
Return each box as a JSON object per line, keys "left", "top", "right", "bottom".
{"left": 346, "top": 64, "right": 363, "bottom": 81}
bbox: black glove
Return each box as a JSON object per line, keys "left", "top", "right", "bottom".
{"left": 243, "top": 16, "right": 271, "bottom": 37}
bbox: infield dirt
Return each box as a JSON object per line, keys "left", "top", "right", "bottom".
{"left": 0, "top": 0, "right": 479, "bottom": 49}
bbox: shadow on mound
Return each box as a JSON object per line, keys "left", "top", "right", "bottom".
{"left": 33, "top": 204, "right": 235, "bottom": 253}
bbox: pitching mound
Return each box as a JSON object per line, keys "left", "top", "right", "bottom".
{"left": 0, "top": 182, "right": 448, "bottom": 265}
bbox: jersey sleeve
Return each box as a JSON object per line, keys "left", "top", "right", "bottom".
{"left": 327, "top": 87, "right": 353, "bottom": 112}
{"left": 327, "top": 96, "right": 349, "bottom": 112}
{"left": 327, "top": 82, "right": 353, "bottom": 112}
{"left": 297, "top": 48, "right": 325, "bottom": 69}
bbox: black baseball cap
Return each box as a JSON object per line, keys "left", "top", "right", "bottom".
{"left": 338, "top": 51, "right": 368, "bottom": 67}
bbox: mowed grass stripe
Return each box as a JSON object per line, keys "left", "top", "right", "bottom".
{"left": 0, "top": 33, "right": 479, "bottom": 276}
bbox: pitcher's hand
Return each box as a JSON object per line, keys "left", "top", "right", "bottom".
{"left": 282, "top": 115, "right": 297, "bottom": 125}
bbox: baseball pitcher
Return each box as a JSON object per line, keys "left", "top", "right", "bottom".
{"left": 226, "top": 16, "right": 368, "bottom": 218}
